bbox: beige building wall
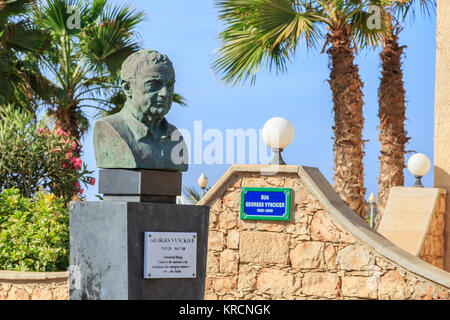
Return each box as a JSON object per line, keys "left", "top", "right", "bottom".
{"left": 434, "top": 0, "right": 450, "bottom": 272}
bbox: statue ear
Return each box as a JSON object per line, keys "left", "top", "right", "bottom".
{"left": 121, "top": 80, "right": 132, "bottom": 99}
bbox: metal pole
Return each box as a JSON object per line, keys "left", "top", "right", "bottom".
{"left": 370, "top": 203, "right": 374, "bottom": 228}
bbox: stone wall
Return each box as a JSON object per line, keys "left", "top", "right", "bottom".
{"left": 199, "top": 165, "right": 450, "bottom": 300}
{"left": 419, "top": 192, "right": 446, "bottom": 269}
{"left": 0, "top": 271, "right": 69, "bottom": 300}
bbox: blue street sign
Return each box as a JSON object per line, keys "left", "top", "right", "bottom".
{"left": 240, "top": 187, "right": 291, "bottom": 221}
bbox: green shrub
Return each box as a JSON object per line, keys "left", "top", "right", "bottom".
{"left": 0, "top": 107, "right": 94, "bottom": 202}
{"left": 0, "top": 188, "right": 69, "bottom": 271}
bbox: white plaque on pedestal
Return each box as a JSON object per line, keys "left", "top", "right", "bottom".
{"left": 143, "top": 232, "right": 197, "bottom": 279}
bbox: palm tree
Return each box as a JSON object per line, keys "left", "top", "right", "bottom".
{"left": 0, "top": 0, "right": 50, "bottom": 112}
{"left": 376, "top": 0, "right": 435, "bottom": 216}
{"left": 183, "top": 185, "right": 211, "bottom": 204}
{"left": 28, "top": 0, "right": 145, "bottom": 152}
{"left": 213, "top": 0, "right": 383, "bottom": 218}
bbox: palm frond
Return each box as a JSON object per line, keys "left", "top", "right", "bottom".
{"left": 173, "top": 93, "right": 188, "bottom": 107}
{"left": 183, "top": 185, "right": 210, "bottom": 204}
{"left": 80, "top": 4, "right": 145, "bottom": 74}
{"left": 213, "top": 0, "right": 321, "bottom": 85}
{"left": 34, "top": 0, "right": 90, "bottom": 37}
{"left": 387, "top": 0, "right": 436, "bottom": 20}
{"left": 183, "top": 185, "right": 202, "bottom": 204}
{"left": 0, "top": 0, "right": 33, "bottom": 25}
{"left": 1, "top": 20, "right": 50, "bottom": 52}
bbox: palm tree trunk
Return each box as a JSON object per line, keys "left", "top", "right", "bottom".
{"left": 327, "top": 25, "right": 366, "bottom": 218}
{"left": 377, "top": 24, "right": 409, "bottom": 218}
{"left": 55, "top": 104, "right": 82, "bottom": 154}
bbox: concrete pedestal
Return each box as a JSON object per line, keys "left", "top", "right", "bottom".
{"left": 69, "top": 201, "right": 209, "bottom": 300}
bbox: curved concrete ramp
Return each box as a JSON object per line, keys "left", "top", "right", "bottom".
{"left": 199, "top": 165, "right": 450, "bottom": 299}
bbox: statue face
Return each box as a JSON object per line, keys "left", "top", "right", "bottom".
{"left": 126, "top": 63, "right": 175, "bottom": 119}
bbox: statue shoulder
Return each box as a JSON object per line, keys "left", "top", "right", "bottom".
{"left": 168, "top": 122, "right": 185, "bottom": 141}
{"left": 93, "top": 117, "right": 136, "bottom": 168}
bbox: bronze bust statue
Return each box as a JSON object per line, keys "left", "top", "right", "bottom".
{"left": 93, "top": 50, "right": 188, "bottom": 171}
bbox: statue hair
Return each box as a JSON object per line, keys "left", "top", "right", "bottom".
{"left": 121, "top": 49, "right": 174, "bottom": 83}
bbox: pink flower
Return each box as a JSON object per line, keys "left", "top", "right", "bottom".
{"left": 70, "top": 157, "right": 82, "bottom": 170}
{"left": 79, "top": 188, "right": 84, "bottom": 195}
{"left": 37, "top": 128, "right": 44, "bottom": 134}
{"left": 62, "top": 163, "right": 68, "bottom": 169}
{"left": 75, "top": 181, "right": 80, "bottom": 188}
{"left": 70, "top": 141, "right": 77, "bottom": 150}
{"left": 66, "top": 152, "right": 73, "bottom": 159}
{"left": 56, "top": 128, "right": 68, "bottom": 137}
{"left": 89, "top": 178, "right": 96, "bottom": 186}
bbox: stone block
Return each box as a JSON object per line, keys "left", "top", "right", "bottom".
{"left": 301, "top": 272, "right": 340, "bottom": 298}
{"left": 222, "top": 190, "right": 241, "bottom": 209}
{"left": 256, "top": 221, "right": 285, "bottom": 232}
{"left": 290, "top": 242, "right": 324, "bottom": 269}
{"left": 412, "top": 282, "right": 436, "bottom": 300}
{"left": 206, "top": 252, "right": 219, "bottom": 274}
{"left": 212, "top": 277, "right": 238, "bottom": 293}
{"left": 226, "top": 230, "right": 239, "bottom": 249}
{"left": 286, "top": 222, "right": 308, "bottom": 235}
{"left": 378, "top": 270, "right": 411, "bottom": 300}
{"left": 228, "top": 176, "right": 242, "bottom": 189}
{"left": 337, "top": 245, "right": 374, "bottom": 271}
{"left": 293, "top": 210, "right": 309, "bottom": 223}
{"left": 209, "top": 211, "right": 219, "bottom": 229}
{"left": 341, "top": 276, "right": 378, "bottom": 299}
{"left": 210, "top": 198, "right": 223, "bottom": 213}
{"left": 208, "top": 231, "right": 224, "bottom": 252}
{"left": 237, "top": 218, "right": 256, "bottom": 230}
{"left": 293, "top": 187, "right": 310, "bottom": 204}
{"left": 241, "top": 177, "right": 263, "bottom": 188}
{"left": 219, "top": 210, "right": 237, "bottom": 230}
{"left": 220, "top": 250, "right": 239, "bottom": 274}
{"left": 256, "top": 269, "right": 294, "bottom": 297}
{"left": 310, "top": 211, "right": 340, "bottom": 242}
{"left": 31, "top": 289, "right": 53, "bottom": 300}
{"left": 204, "top": 292, "right": 218, "bottom": 300}
{"left": 265, "top": 177, "right": 285, "bottom": 187}
{"left": 238, "top": 265, "right": 257, "bottom": 292}
{"left": 99, "top": 169, "right": 181, "bottom": 198}
{"left": 240, "top": 231, "right": 290, "bottom": 264}
{"left": 324, "top": 245, "right": 338, "bottom": 270}
{"left": 7, "top": 287, "right": 30, "bottom": 300}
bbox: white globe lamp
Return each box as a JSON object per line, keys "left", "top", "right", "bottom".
{"left": 262, "top": 117, "right": 295, "bottom": 165}
{"left": 197, "top": 172, "right": 208, "bottom": 195}
{"left": 407, "top": 153, "right": 431, "bottom": 188}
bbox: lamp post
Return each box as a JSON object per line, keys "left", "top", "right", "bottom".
{"left": 407, "top": 153, "right": 431, "bottom": 188}
{"left": 262, "top": 117, "right": 295, "bottom": 165}
{"left": 197, "top": 172, "right": 208, "bottom": 196}
{"left": 368, "top": 193, "right": 376, "bottom": 228}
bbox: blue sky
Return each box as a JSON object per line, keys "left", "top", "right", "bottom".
{"left": 82, "top": 1, "right": 437, "bottom": 203}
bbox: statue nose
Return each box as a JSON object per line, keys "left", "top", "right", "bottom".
{"left": 159, "top": 85, "right": 169, "bottom": 97}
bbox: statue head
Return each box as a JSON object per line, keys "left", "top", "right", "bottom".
{"left": 121, "top": 50, "right": 175, "bottom": 121}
